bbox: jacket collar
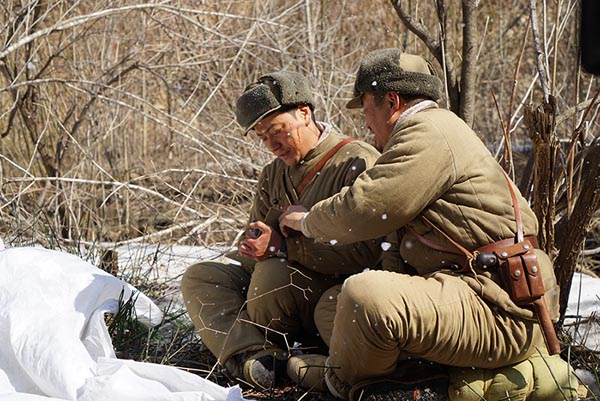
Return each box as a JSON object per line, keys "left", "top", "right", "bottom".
{"left": 393, "top": 100, "right": 438, "bottom": 131}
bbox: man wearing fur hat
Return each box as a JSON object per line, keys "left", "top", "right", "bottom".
{"left": 280, "top": 49, "right": 585, "bottom": 401}
{"left": 181, "top": 71, "right": 382, "bottom": 391}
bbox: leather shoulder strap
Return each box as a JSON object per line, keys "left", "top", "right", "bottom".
{"left": 295, "top": 137, "right": 357, "bottom": 195}
{"left": 502, "top": 171, "right": 523, "bottom": 242}
{"left": 420, "top": 216, "right": 474, "bottom": 258}
{"left": 417, "top": 170, "right": 524, "bottom": 264}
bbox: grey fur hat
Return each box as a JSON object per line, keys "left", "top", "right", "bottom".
{"left": 235, "top": 71, "right": 314, "bottom": 134}
{"left": 346, "top": 48, "right": 443, "bottom": 109}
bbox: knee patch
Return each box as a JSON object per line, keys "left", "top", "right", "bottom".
{"left": 247, "top": 260, "right": 296, "bottom": 324}
{"left": 339, "top": 272, "right": 385, "bottom": 309}
{"left": 250, "top": 259, "right": 292, "bottom": 292}
{"left": 180, "top": 262, "right": 212, "bottom": 301}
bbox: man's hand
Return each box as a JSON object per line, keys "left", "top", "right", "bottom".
{"left": 279, "top": 205, "right": 308, "bottom": 238}
{"left": 239, "top": 221, "right": 286, "bottom": 261}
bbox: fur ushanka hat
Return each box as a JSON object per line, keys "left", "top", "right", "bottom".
{"left": 346, "top": 48, "right": 443, "bottom": 108}
{"left": 235, "top": 71, "right": 314, "bottom": 134}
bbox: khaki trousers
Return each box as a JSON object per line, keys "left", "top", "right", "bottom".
{"left": 327, "top": 270, "right": 544, "bottom": 385}
{"left": 181, "top": 258, "right": 344, "bottom": 367}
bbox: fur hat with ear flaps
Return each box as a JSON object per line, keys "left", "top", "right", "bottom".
{"left": 346, "top": 48, "right": 443, "bottom": 109}
{"left": 235, "top": 71, "right": 314, "bottom": 134}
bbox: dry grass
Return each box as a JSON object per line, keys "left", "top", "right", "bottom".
{"left": 0, "top": 1, "right": 597, "bottom": 247}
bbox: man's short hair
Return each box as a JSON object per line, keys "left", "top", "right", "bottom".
{"left": 235, "top": 71, "right": 314, "bottom": 134}
{"left": 346, "top": 48, "right": 443, "bottom": 109}
{"left": 373, "top": 92, "right": 421, "bottom": 106}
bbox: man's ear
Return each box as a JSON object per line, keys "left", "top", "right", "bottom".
{"left": 387, "top": 92, "right": 403, "bottom": 111}
{"left": 296, "top": 105, "right": 312, "bottom": 125}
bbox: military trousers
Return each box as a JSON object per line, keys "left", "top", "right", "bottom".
{"left": 181, "top": 257, "right": 344, "bottom": 370}
{"left": 324, "top": 270, "right": 545, "bottom": 386}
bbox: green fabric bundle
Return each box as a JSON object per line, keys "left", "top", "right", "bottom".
{"left": 448, "top": 347, "right": 586, "bottom": 401}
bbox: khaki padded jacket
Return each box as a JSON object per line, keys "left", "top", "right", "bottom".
{"left": 304, "top": 108, "right": 559, "bottom": 320}
{"left": 248, "top": 124, "right": 383, "bottom": 276}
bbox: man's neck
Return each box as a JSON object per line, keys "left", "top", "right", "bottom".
{"left": 394, "top": 99, "right": 438, "bottom": 130}
{"left": 298, "top": 122, "right": 329, "bottom": 163}
{"left": 304, "top": 122, "right": 322, "bottom": 148}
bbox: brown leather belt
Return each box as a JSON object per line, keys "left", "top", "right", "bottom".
{"left": 476, "top": 235, "right": 539, "bottom": 254}
{"left": 408, "top": 224, "right": 539, "bottom": 257}
{"left": 448, "top": 235, "right": 539, "bottom": 273}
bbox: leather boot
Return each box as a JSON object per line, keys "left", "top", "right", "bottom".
{"left": 287, "top": 353, "right": 329, "bottom": 392}
{"left": 241, "top": 348, "right": 288, "bottom": 390}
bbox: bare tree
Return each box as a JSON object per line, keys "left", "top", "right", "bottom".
{"left": 524, "top": 0, "right": 600, "bottom": 318}
{"left": 389, "top": 0, "right": 600, "bottom": 321}
{"left": 390, "top": 0, "right": 479, "bottom": 126}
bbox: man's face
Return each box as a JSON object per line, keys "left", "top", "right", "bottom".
{"left": 254, "top": 108, "right": 310, "bottom": 166}
{"left": 362, "top": 93, "right": 397, "bottom": 151}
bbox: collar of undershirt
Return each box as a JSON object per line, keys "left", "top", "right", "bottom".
{"left": 394, "top": 100, "right": 439, "bottom": 130}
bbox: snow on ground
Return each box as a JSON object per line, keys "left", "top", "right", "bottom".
{"left": 110, "top": 242, "right": 600, "bottom": 352}
{"left": 106, "top": 243, "right": 235, "bottom": 310}
{"left": 563, "top": 271, "right": 600, "bottom": 352}
{"left": 113, "top": 243, "right": 231, "bottom": 281}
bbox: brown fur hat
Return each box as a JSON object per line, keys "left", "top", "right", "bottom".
{"left": 235, "top": 71, "right": 314, "bottom": 134}
{"left": 346, "top": 48, "right": 443, "bottom": 108}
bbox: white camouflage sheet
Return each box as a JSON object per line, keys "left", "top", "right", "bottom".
{"left": 0, "top": 244, "right": 248, "bottom": 401}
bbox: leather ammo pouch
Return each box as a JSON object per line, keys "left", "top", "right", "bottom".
{"left": 493, "top": 239, "right": 545, "bottom": 306}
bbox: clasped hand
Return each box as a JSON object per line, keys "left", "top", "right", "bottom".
{"left": 278, "top": 205, "right": 308, "bottom": 237}
{"left": 239, "top": 221, "right": 284, "bottom": 261}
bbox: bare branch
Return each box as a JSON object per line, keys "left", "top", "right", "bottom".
{"left": 556, "top": 94, "right": 600, "bottom": 127}
{"left": 0, "top": 4, "right": 163, "bottom": 60}
{"left": 390, "top": 0, "right": 460, "bottom": 113}
{"left": 0, "top": 3, "right": 294, "bottom": 61}
{"left": 528, "top": 0, "right": 550, "bottom": 101}
{"left": 458, "top": 0, "right": 479, "bottom": 126}
{"left": 390, "top": 0, "right": 440, "bottom": 58}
